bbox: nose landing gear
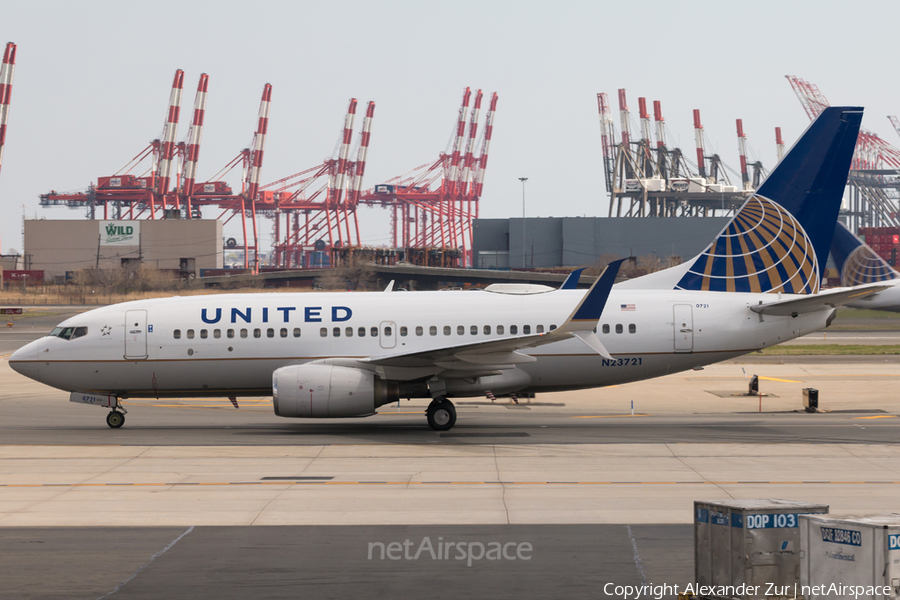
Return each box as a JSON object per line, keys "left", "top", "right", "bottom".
{"left": 106, "top": 410, "right": 125, "bottom": 428}
{"left": 426, "top": 398, "right": 456, "bottom": 431}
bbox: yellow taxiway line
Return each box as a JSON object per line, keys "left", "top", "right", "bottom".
{"left": 1, "top": 480, "right": 899, "bottom": 488}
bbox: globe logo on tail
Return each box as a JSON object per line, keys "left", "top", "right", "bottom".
{"left": 675, "top": 195, "right": 819, "bottom": 294}
{"left": 841, "top": 245, "right": 899, "bottom": 287}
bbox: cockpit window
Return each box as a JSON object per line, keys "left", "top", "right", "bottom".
{"left": 47, "top": 326, "right": 88, "bottom": 340}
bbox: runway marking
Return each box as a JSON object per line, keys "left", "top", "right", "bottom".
{"left": 758, "top": 376, "right": 803, "bottom": 383}
{"left": 2, "top": 480, "right": 900, "bottom": 488}
{"left": 571, "top": 414, "right": 651, "bottom": 419}
{"left": 853, "top": 415, "right": 898, "bottom": 420}
{"left": 0, "top": 354, "right": 10, "bottom": 360}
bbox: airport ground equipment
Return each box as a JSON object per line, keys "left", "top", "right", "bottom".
{"left": 802, "top": 388, "right": 818, "bottom": 412}
{"left": 695, "top": 500, "right": 829, "bottom": 600}
{"left": 800, "top": 514, "right": 900, "bottom": 600}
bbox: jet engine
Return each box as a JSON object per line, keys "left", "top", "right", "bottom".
{"left": 272, "top": 364, "right": 399, "bottom": 418}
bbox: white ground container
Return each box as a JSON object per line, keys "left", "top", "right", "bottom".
{"left": 800, "top": 514, "right": 900, "bottom": 600}
{"left": 695, "top": 499, "right": 829, "bottom": 599}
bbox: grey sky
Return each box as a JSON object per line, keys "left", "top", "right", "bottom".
{"left": 2, "top": 0, "right": 898, "bottom": 256}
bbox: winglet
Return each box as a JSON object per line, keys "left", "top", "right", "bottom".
{"left": 560, "top": 268, "right": 585, "bottom": 290}
{"left": 565, "top": 259, "right": 625, "bottom": 326}
{"left": 384, "top": 280, "right": 395, "bottom": 292}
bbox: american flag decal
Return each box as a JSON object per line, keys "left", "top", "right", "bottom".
{"left": 620, "top": 304, "right": 635, "bottom": 311}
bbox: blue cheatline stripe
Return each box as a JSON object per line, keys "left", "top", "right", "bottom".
{"left": 571, "top": 259, "right": 625, "bottom": 322}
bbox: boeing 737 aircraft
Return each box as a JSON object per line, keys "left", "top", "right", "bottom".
{"left": 10, "top": 107, "right": 883, "bottom": 431}
{"left": 830, "top": 221, "right": 900, "bottom": 311}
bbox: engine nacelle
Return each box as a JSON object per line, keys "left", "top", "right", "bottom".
{"left": 272, "top": 364, "right": 398, "bottom": 418}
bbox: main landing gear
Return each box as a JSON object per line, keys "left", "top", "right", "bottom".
{"left": 426, "top": 398, "right": 456, "bottom": 431}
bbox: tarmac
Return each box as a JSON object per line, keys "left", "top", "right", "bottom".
{"left": 1, "top": 306, "right": 899, "bottom": 598}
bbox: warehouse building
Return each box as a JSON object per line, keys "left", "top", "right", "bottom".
{"left": 24, "top": 219, "right": 223, "bottom": 279}
{"left": 472, "top": 217, "right": 729, "bottom": 269}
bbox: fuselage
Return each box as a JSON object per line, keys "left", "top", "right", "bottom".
{"left": 10, "top": 287, "right": 832, "bottom": 399}
{"left": 845, "top": 278, "right": 900, "bottom": 312}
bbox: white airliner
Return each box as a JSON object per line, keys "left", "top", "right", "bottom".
{"left": 10, "top": 107, "right": 883, "bottom": 431}
{"left": 829, "top": 221, "right": 900, "bottom": 311}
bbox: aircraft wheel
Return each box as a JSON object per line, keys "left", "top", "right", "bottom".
{"left": 106, "top": 411, "right": 125, "bottom": 429}
{"left": 426, "top": 399, "right": 456, "bottom": 431}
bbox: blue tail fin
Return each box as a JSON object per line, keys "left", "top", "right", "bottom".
{"left": 675, "top": 106, "right": 863, "bottom": 294}
{"left": 831, "top": 222, "right": 899, "bottom": 286}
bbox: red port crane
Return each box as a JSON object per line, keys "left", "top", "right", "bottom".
{"left": 39, "top": 69, "right": 195, "bottom": 220}
{"left": 357, "top": 88, "right": 498, "bottom": 267}
{"left": 254, "top": 97, "right": 375, "bottom": 269}
{"left": 0, "top": 41, "right": 16, "bottom": 180}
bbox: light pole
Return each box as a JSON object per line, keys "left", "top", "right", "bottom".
{"left": 519, "top": 177, "right": 528, "bottom": 217}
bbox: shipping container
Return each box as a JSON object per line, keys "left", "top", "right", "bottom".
{"left": 800, "top": 514, "right": 900, "bottom": 600}
{"left": 695, "top": 499, "right": 829, "bottom": 599}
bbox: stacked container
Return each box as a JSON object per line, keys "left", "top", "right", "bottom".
{"left": 800, "top": 514, "right": 900, "bottom": 600}
{"left": 695, "top": 499, "right": 829, "bottom": 599}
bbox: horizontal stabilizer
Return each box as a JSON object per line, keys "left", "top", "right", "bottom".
{"left": 750, "top": 284, "right": 890, "bottom": 316}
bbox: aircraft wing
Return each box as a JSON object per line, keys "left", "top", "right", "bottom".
{"left": 749, "top": 284, "right": 890, "bottom": 316}
{"left": 361, "top": 260, "right": 624, "bottom": 368}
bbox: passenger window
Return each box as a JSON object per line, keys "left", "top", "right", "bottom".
{"left": 240, "top": 329, "right": 248, "bottom": 338}
{"left": 214, "top": 329, "right": 221, "bottom": 339}
{"left": 629, "top": 324, "right": 636, "bottom": 334}
{"left": 280, "top": 328, "right": 288, "bottom": 338}
{"left": 497, "top": 325, "right": 504, "bottom": 335}
{"left": 602, "top": 324, "right": 610, "bottom": 334}
{"left": 384, "top": 326, "right": 392, "bottom": 337}
{"left": 333, "top": 327, "right": 341, "bottom": 337}
{"left": 358, "top": 327, "right": 366, "bottom": 337}
{"left": 267, "top": 328, "right": 274, "bottom": 338}
{"left": 400, "top": 326, "right": 408, "bottom": 337}
{"left": 615, "top": 324, "right": 623, "bottom": 334}
{"left": 457, "top": 325, "right": 464, "bottom": 335}
{"left": 227, "top": 329, "right": 235, "bottom": 339}
{"left": 536, "top": 325, "right": 544, "bottom": 334}
{"left": 484, "top": 325, "right": 491, "bottom": 335}
{"left": 444, "top": 326, "right": 451, "bottom": 336}
{"left": 470, "top": 325, "right": 477, "bottom": 335}
{"left": 416, "top": 326, "right": 423, "bottom": 336}
{"left": 187, "top": 329, "right": 195, "bottom": 339}
{"left": 523, "top": 325, "right": 531, "bottom": 334}
{"left": 346, "top": 327, "right": 353, "bottom": 337}
{"left": 254, "top": 328, "right": 261, "bottom": 338}
{"left": 320, "top": 328, "right": 327, "bottom": 337}
{"left": 200, "top": 329, "right": 208, "bottom": 339}
{"left": 510, "top": 325, "right": 518, "bottom": 335}
{"left": 174, "top": 329, "right": 181, "bottom": 339}
{"left": 294, "top": 328, "right": 302, "bottom": 338}
{"left": 370, "top": 327, "right": 378, "bottom": 337}
{"left": 430, "top": 326, "right": 437, "bottom": 336}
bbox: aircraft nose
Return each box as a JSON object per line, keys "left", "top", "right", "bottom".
{"left": 9, "top": 340, "right": 41, "bottom": 380}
